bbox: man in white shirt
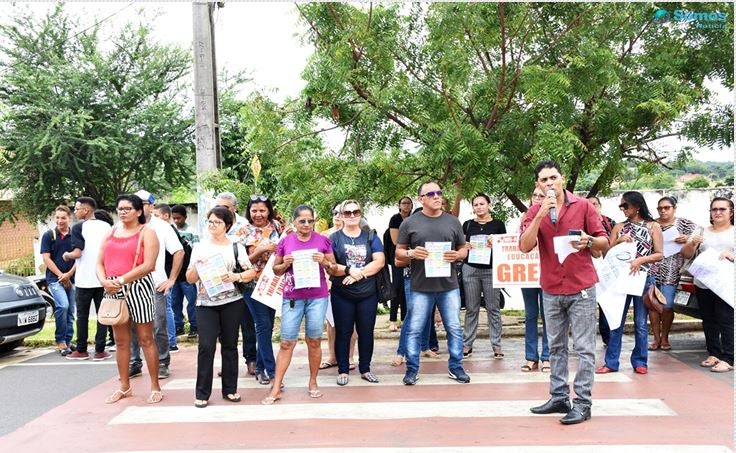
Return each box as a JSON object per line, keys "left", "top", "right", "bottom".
{"left": 62, "top": 197, "right": 112, "bottom": 361}
{"left": 128, "top": 190, "right": 183, "bottom": 379}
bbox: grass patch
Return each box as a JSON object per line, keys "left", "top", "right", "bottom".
{"left": 24, "top": 319, "right": 102, "bottom": 347}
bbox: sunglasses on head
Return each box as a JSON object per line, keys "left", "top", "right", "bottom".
{"left": 342, "top": 209, "right": 361, "bottom": 218}
{"left": 297, "top": 218, "right": 315, "bottom": 225}
{"left": 250, "top": 194, "right": 268, "bottom": 202}
{"left": 421, "top": 190, "right": 443, "bottom": 198}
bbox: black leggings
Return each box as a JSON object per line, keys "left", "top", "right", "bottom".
{"left": 696, "top": 287, "right": 734, "bottom": 365}
{"left": 389, "top": 265, "right": 406, "bottom": 322}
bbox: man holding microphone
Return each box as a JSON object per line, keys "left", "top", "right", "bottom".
{"left": 519, "top": 160, "right": 609, "bottom": 425}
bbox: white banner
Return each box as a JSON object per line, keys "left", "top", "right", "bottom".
{"left": 251, "top": 254, "right": 285, "bottom": 316}
{"left": 491, "top": 234, "right": 540, "bottom": 288}
{"left": 688, "top": 248, "right": 734, "bottom": 308}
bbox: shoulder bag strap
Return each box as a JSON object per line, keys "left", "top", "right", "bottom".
{"left": 133, "top": 226, "right": 145, "bottom": 268}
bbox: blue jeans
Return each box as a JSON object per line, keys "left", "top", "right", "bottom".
{"left": 658, "top": 283, "right": 677, "bottom": 309}
{"left": 169, "top": 280, "right": 198, "bottom": 332}
{"left": 49, "top": 281, "right": 75, "bottom": 345}
{"left": 397, "top": 278, "right": 434, "bottom": 356}
{"left": 405, "top": 289, "right": 464, "bottom": 373}
{"left": 244, "top": 289, "right": 276, "bottom": 377}
{"left": 522, "top": 288, "right": 549, "bottom": 362}
{"left": 604, "top": 276, "right": 654, "bottom": 370}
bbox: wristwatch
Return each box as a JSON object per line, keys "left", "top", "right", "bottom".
{"left": 116, "top": 276, "right": 126, "bottom": 285}
{"left": 344, "top": 265, "right": 352, "bottom": 276}
{"left": 587, "top": 237, "right": 594, "bottom": 249}
{"left": 407, "top": 249, "right": 414, "bottom": 259}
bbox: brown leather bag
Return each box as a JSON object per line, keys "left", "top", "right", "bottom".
{"left": 98, "top": 227, "right": 144, "bottom": 326}
{"left": 642, "top": 284, "right": 667, "bottom": 314}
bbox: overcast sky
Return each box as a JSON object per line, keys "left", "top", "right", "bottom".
{"left": 1, "top": 2, "right": 732, "bottom": 162}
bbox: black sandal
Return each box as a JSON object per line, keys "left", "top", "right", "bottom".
{"left": 256, "top": 373, "right": 271, "bottom": 385}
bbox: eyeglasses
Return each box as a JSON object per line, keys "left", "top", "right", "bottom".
{"left": 207, "top": 220, "right": 225, "bottom": 227}
{"left": 116, "top": 207, "right": 134, "bottom": 213}
{"left": 342, "top": 209, "right": 361, "bottom": 218}
{"left": 618, "top": 203, "right": 629, "bottom": 210}
{"left": 532, "top": 194, "right": 545, "bottom": 200}
{"left": 420, "top": 190, "right": 443, "bottom": 198}
{"left": 711, "top": 207, "right": 729, "bottom": 213}
{"left": 250, "top": 195, "right": 268, "bottom": 202}
{"left": 297, "top": 219, "right": 315, "bottom": 225}
{"left": 657, "top": 206, "right": 673, "bottom": 211}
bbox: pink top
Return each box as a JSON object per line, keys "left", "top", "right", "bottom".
{"left": 104, "top": 229, "right": 145, "bottom": 278}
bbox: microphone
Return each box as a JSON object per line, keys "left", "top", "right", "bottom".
{"left": 547, "top": 189, "right": 557, "bottom": 224}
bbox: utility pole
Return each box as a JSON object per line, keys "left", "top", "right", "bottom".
{"left": 193, "top": 1, "right": 221, "bottom": 234}
{"left": 193, "top": 1, "right": 221, "bottom": 172}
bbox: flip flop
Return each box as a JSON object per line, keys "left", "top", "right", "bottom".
{"left": 223, "top": 393, "right": 241, "bottom": 403}
{"left": 648, "top": 342, "right": 660, "bottom": 351}
{"left": 521, "top": 361, "right": 538, "bottom": 372}
{"left": 711, "top": 361, "right": 734, "bottom": 373}
{"left": 660, "top": 343, "right": 672, "bottom": 351}
{"left": 308, "top": 389, "right": 323, "bottom": 398}
{"left": 349, "top": 362, "right": 356, "bottom": 370}
{"left": 494, "top": 351, "right": 505, "bottom": 359}
{"left": 261, "top": 395, "right": 280, "bottom": 405}
{"left": 105, "top": 387, "right": 132, "bottom": 404}
{"left": 146, "top": 390, "right": 164, "bottom": 404}
{"left": 319, "top": 361, "right": 337, "bottom": 370}
{"left": 390, "top": 355, "right": 404, "bottom": 367}
{"left": 194, "top": 399, "right": 208, "bottom": 408}
{"left": 541, "top": 362, "right": 551, "bottom": 373}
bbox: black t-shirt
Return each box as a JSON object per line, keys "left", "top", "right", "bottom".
{"left": 462, "top": 219, "right": 506, "bottom": 269}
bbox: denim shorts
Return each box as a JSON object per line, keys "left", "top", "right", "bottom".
{"left": 279, "top": 296, "right": 329, "bottom": 340}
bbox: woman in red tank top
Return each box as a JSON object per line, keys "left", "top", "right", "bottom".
{"left": 96, "top": 194, "right": 161, "bottom": 404}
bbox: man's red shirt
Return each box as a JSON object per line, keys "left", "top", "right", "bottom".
{"left": 520, "top": 191, "right": 608, "bottom": 295}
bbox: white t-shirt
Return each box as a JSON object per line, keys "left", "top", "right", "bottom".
{"left": 695, "top": 225, "right": 735, "bottom": 288}
{"left": 148, "top": 216, "right": 184, "bottom": 286}
{"left": 71, "top": 219, "right": 112, "bottom": 288}
{"left": 188, "top": 239, "right": 251, "bottom": 307}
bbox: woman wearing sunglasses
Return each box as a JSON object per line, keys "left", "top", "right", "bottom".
{"left": 651, "top": 196, "right": 698, "bottom": 351}
{"left": 262, "top": 205, "right": 336, "bottom": 404}
{"left": 242, "top": 195, "right": 283, "bottom": 385}
{"left": 681, "top": 197, "right": 734, "bottom": 372}
{"left": 596, "top": 191, "right": 663, "bottom": 375}
{"left": 327, "top": 200, "right": 385, "bottom": 385}
{"left": 186, "top": 207, "right": 257, "bottom": 408}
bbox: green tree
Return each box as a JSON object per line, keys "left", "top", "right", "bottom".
{"left": 276, "top": 2, "right": 733, "bottom": 213}
{"left": 0, "top": 6, "right": 194, "bottom": 221}
{"left": 684, "top": 175, "right": 711, "bottom": 189}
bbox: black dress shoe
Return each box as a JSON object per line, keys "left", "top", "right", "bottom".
{"left": 530, "top": 398, "right": 572, "bottom": 414}
{"left": 560, "top": 406, "right": 591, "bottom": 425}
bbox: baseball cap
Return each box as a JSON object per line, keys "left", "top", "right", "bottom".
{"left": 134, "top": 190, "right": 155, "bottom": 204}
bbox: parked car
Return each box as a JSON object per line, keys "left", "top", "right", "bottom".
{"left": 0, "top": 271, "right": 48, "bottom": 352}
{"left": 673, "top": 271, "right": 702, "bottom": 320}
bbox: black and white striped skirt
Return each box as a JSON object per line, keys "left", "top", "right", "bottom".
{"left": 107, "top": 274, "right": 155, "bottom": 324}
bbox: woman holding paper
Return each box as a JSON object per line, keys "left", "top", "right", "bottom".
{"left": 328, "top": 200, "right": 385, "bottom": 385}
{"left": 186, "top": 207, "right": 257, "bottom": 408}
{"left": 262, "top": 205, "right": 336, "bottom": 404}
{"left": 461, "top": 193, "right": 507, "bottom": 358}
{"left": 681, "top": 197, "right": 734, "bottom": 373}
{"left": 651, "top": 196, "right": 698, "bottom": 351}
{"left": 596, "top": 191, "right": 663, "bottom": 375}
{"left": 242, "top": 195, "right": 283, "bottom": 385}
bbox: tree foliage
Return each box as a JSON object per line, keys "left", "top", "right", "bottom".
{"left": 0, "top": 5, "right": 194, "bottom": 221}
{"left": 253, "top": 1, "right": 733, "bottom": 215}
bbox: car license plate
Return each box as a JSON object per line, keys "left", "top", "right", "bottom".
{"left": 674, "top": 290, "right": 690, "bottom": 306}
{"left": 17, "top": 310, "right": 39, "bottom": 326}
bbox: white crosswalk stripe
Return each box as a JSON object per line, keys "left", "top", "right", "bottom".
{"left": 113, "top": 447, "right": 731, "bottom": 453}
{"left": 110, "top": 398, "right": 676, "bottom": 424}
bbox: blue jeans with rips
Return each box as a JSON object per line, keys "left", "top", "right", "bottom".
{"left": 405, "top": 288, "right": 464, "bottom": 374}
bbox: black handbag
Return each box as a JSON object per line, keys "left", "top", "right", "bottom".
{"left": 232, "top": 243, "right": 255, "bottom": 293}
{"left": 369, "top": 230, "right": 397, "bottom": 304}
